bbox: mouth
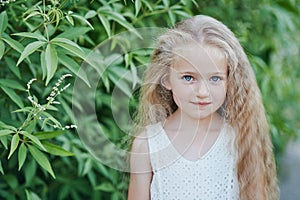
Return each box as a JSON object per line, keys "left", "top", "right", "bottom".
{"left": 191, "top": 101, "right": 212, "bottom": 106}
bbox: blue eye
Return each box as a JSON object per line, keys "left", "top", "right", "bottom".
{"left": 210, "top": 76, "right": 221, "bottom": 82}
{"left": 183, "top": 75, "right": 194, "bottom": 82}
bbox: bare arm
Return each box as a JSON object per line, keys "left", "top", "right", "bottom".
{"left": 128, "top": 131, "right": 153, "bottom": 200}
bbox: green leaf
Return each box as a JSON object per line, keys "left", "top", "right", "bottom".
{"left": 85, "top": 10, "right": 97, "bottom": 19}
{"left": 2, "top": 36, "right": 24, "bottom": 53}
{"left": 66, "top": 14, "right": 74, "bottom": 26}
{"left": 102, "top": 73, "right": 110, "bottom": 92}
{"left": 109, "top": 65, "right": 134, "bottom": 82}
{"left": 142, "top": 0, "right": 153, "bottom": 11}
{"left": 17, "top": 41, "right": 46, "bottom": 66}
{"left": 25, "top": 189, "right": 42, "bottom": 200}
{"left": 25, "top": 190, "right": 33, "bottom": 200}
{"left": 98, "top": 9, "right": 140, "bottom": 37}
{"left": 34, "top": 130, "right": 67, "bottom": 140}
{"left": 0, "top": 79, "right": 26, "bottom": 91}
{"left": 13, "top": 107, "right": 34, "bottom": 113}
{"left": 3, "top": 174, "right": 18, "bottom": 189}
{"left": 94, "top": 182, "right": 115, "bottom": 192}
{"left": 87, "top": 170, "right": 97, "bottom": 187}
{"left": 24, "top": 118, "right": 37, "bottom": 135}
{"left": 108, "top": 73, "right": 132, "bottom": 97}
{"left": 130, "top": 61, "right": 139, "bottom": 89}
{"left": 24, "top": 159, "right": 37, "bottom": 185}
{"left": 5, "top": 57, "right": 21, "bottom": 79}
{"left": 72, "top": 14, "right": 94, "bottom": 30}
{"left": 0, "top": 121, "right": 17, "bottom": 131}
{"left": 24, "top": 10, "right": 42, "bottom": 21}
{"left": 8, "top": 134, "right": 20, "bottom": 159}
{"left": 58, "top": 53, "right": 90, "bottom": 87}
{"left": 44, "top": 104, "right": 58, "bottom": 111}
{"left": 168, "top": 10, "right": 176, "bottom": 26}
{"left": 42, "top": 141, "right": 74, "bottom": 156}
{"left": 105, "top": 11, "right": 134, "bottom": 30}
{"left": 40, "top": 51, "right": 47, "bottom": 80}
{"left": 0, "top": 160, "right": 4, "bottom": 175}
{"left": 0, "top": 11, "right": 8, "bottom": 34}
{"left": 58, "top": 185, "right": 70, "bottom": 200}
{"left": 12, "top": 32, "right": 47, "bottom": 41}
{"left": 58, "top": 96, "right": 76, "bottom": 123}
{"left": 135, "top": 0, "right": 142, "bottom": 16}
{"left": 56, "top": 27, "right": 91, "bottom": 40}
{"left": 45, "top": 43, "right": 58, "bottom": 85}
{"left": 0, "top": 40, "right": 5, "bottom": 59}
{"left": 124, "top": 53, "right": 130, "bottom": 68}
{"left": 98, "top": 14, "right": 111, "bottom": 38}
{"left": 0, "top": 86, "right": 24, "bottom": 108}
{"left": 0, "top": 136, "right": 8, "bottom": 149}
{"left": 28, "top": 145, "right": 55, "bottom": 178}
{"left": 112, "top": 192, "right": 121, "bottom": 200}
{"left": 18, "top": 143, "right": 27, "bottom": 170}
{"left": 173, "top": 10, "right": 192, "bottom": 18}
{"left": 82, "top": 158, "right": 92, "bottom": 175}
{"left": 162, "top": 0, "right": 170, "bottom": 7}
{"left": 52, "top": 37, "right": 85, "bottom": 59}
{"left": 20, "top": 131, "right": 46, "bottom": 151}
{"left": 41, "top": 112, "right": 62, "bottom": 127}
{"left": 0, "top": 129, "right": 14, "bottom": 137}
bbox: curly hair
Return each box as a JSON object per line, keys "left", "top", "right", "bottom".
{"left": 134, "top": 15, "right": 279, "bottom": 199}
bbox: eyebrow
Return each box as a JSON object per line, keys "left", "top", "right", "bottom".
{"left": 178, "top": 71, "right": 227, "bottom": 76}
{"left": 178, "top": 71, "right": 198, "bottom": 75}
{"left": 208, "top": 72, "right": 227, "bottom": 76}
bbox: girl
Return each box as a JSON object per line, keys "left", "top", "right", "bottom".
{"left": 128, "top": 15, "right": 279, "bottom": 200}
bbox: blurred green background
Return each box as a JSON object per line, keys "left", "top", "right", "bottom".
{"left": 0, "top": 0, "right": 299, "bottom": 199}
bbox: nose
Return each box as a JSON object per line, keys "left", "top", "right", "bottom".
{"left": 195, "top": 80, "right": 210, "bottom": 97}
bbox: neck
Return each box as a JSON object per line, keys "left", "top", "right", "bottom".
{"left": 164, "top": 109, "right": 224, "bottom": 135}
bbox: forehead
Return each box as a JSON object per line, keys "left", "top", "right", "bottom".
{"left": 172, "top": 43, "right": 227, "bottom": 74}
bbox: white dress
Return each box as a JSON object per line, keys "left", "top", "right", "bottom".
{"left": 146, "top": 122, "right": 239, "bottom": 200}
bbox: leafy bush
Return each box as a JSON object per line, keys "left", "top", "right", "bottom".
{"left": 0, "top": 0, "right": 299, "bottom": 199}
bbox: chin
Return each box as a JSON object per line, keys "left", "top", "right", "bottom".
{"left": 188, "top": 113, "right": 215, "bottom": 121}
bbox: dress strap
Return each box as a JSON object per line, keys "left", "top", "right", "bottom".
{"left": 146, "top": 122, "right": 179, "bottom": 171}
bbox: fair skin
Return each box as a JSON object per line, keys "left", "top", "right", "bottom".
{"left": 128, "top": 43, "right": 228, "bottom": 199}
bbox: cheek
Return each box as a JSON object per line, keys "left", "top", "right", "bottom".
{"left": 171, "top": 85, "right": 193, "bottom": 105}
{"left": 172, "top": 85, "right": 193, "bottom": 98}
{"left": 210, "top": 86, "right": 227, "bottom": 102}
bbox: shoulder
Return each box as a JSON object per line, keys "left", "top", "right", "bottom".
{"left": 128, "top": 131, "right": 153, "bottom": 200}
{"left": 131, "top": 122, "right": 162, "bottom": 152}
{"left": 130, "top": 130, "right": 152, "bottom": 173}
{"left": 131, "top": 131, "right": 149, "bottom": 154}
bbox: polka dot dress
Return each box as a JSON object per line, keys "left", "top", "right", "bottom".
{"left": 146, "top": 122, "right": 239, "bottom": 200}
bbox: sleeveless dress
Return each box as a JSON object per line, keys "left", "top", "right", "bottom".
{"left": 146, "top": 122, "right": 239, "bottom": 200}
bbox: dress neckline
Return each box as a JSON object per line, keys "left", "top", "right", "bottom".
{"left": 157, "top": 122, "right": 226, "bottom": 163}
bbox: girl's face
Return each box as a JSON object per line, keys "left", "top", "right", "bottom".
{"left": 164, "top": 43, "right": 227, "bottom": 120}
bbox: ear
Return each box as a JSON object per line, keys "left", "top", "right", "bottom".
{"left": 161, "top": 75, "right": 172, "bottom": 90}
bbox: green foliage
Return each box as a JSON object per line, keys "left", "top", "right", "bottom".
{"left": 0, "top": 0, "right": 299, "bottom": 199}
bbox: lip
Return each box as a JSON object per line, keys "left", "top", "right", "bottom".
{"left": 191, "top": 101, "right": 212, "bottom": 106}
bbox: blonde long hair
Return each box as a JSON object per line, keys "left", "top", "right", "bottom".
{"left": 134, "top": 15, "right": 279, "bottom": 199}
